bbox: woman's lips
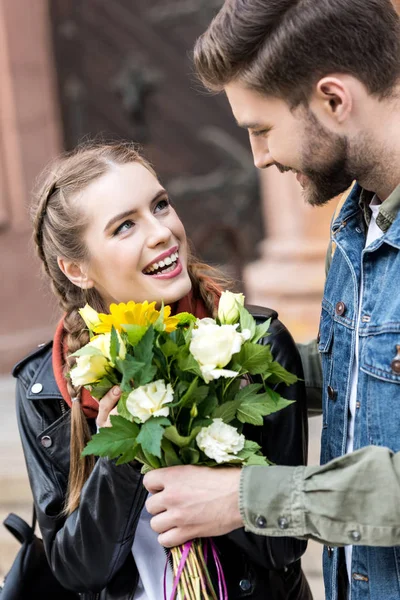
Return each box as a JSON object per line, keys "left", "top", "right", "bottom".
{"left": 146, "top": 259, "right": 183, "bottom": 280}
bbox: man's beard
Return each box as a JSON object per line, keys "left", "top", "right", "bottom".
{"left": 299, "top": 110, "right": 355, "bottom": 207}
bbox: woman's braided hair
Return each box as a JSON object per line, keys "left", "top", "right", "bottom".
{"left": 32, "top": 141, "right": 230, "bottom": 514}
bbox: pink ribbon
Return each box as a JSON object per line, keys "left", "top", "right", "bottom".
{"left": 164, "top": 538, "right": 228, "bottom": 600}
{"left": 209, "top": 538, "right": 228, "bottom": 600}
{"left": 165, "top": 541, "right": 193, "bottom": 600}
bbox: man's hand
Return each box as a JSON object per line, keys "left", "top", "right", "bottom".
{"left": 143, "top": 466, "right": 243, "bottom": 547}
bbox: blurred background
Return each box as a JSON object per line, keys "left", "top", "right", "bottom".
{"left": 0, "top": 0, "right": 343, "bottom": 597}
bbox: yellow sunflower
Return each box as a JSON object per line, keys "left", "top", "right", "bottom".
{"left": 91, "top": 301, "right": 179, "bottom": 334}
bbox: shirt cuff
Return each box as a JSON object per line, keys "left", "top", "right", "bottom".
{"left": 239, "top": 465, "right": 307, "bottom": 537}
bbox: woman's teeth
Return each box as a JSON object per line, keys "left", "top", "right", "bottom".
{"left": 143, "top": 252, "right": 179, "bottom": 275}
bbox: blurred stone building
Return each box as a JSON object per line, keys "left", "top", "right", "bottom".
{"left": 0, "top": 0, "right": 338, "bottom": 375}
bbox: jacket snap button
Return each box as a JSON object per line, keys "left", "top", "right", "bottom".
{"left": 31, "top": 383, "right": 43, "bottom": 394}
{"left": 41, "top": 435, "right": 52, "bottom": 448}
{"left": 278, "top": 516, "right": 289, "bottom": 530}
{"left": 335, "top": 301, "right": 346, "bottom": 316}
{"left": 239, "top": 579, "right": 252, "bottom": 592}
{"left": 327, "top": 386, "right": 337, "bottom": 400}
{"left": 349, "top": 530, "right": 361, "bottom": 542}
{"left": 255, "top": 515, "right": 267, "bottom": 528}
{"left": 391, "top": 359, "right": 400, "bottom": 374}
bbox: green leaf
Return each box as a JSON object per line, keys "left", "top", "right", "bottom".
{"left": 212, "top": 398, "right": 242, "bottom": 422}
{"left": 245, "top": 454, "right": 270, "bottom": 466}
{"left": 238, "top": 304, "right": 256, "bottom": 338}
{"left": 116, "top": 392, "right": 134, "bottom": 422}
{"left": 88, "top": 376, "right": 114, "bottom": 400}
{"left": 235, "top": 439, "right": 262, "bottom": 459}
{"left": 116, "top": 444, "right": 139, "bottom": 465}
{"left": 164, "top": 425, "right": 201, "bottom": 448}
{"left": 137, "top": 416, "right": 170, "bottom": 458}
{"left": 122, "top": 324, "right": 148, "bottom": 346}
{"left": 237, "top": 389, "right": 295, "bottom": 425}
{"left": 161, "top": 438, "right": 182, "bottom": 466}
{"left": 141, "top": 448, "right": 161, "bottom": 469}
{"left": 197, "top": 395, "right": 218, "bottom": 418}
{"left": 115, "top": 355, "right": 146, "bottom": 392}
{"left": 177, "top": 351, "right": 203, "bottom": 377}
{"left": 252, "top": 318, "right": 271, "bottom": 344}
{"left": 81, "top": 415, "right": 139, "bottom": 461}
{"left": 109, "top": 326, "right": 120, "bottom": 364}
{"left": 160, "top": 339, "right": 179, "bottom": 358}
{"left": 180, "top": 447, "right": 200, "bottom": 464}
{"left": 235, "top": 383, "right": 263, "bottom": 401}
{"left": 234, "top": 343, "right": 274, "bottom": 374}
{"left": 266, "top": 361, "right": 298, "bottom": 386}
{"left": 134, "top": 326, "right": 155, "bottom": 365}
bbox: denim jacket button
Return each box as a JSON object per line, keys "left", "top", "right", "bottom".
{"left": 327, "top": 386, "right": 337, "bottom": 400}
{"left": 349, "top": 530, "right": 362, "bottom": 542}
{"left": 391, "top": 358, "right": 400, "bottom": 374}
{"left": 335, "top": 301, "right": 346, "bottom": 316}
{"left": 255, "top": 515, "right": 267, "bottom": 528}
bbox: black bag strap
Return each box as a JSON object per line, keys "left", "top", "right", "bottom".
{"left": 3, "top": 507, "right": 35, "bottom": 545}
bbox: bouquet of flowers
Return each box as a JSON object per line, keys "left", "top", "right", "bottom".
{"left": 70, "top": 291, "right": 297, "bottom": 600}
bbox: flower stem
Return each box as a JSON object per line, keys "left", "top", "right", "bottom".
{"left": 195, "top": 541, "right": 218, "bottom": 600}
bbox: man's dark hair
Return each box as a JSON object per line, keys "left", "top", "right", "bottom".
{"left": 194, "top": 0, "right": 400, "bottom": 107}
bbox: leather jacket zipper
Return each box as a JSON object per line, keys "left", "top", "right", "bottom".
{"left": 59, "top": 398, "right": 67, "bottom": 416}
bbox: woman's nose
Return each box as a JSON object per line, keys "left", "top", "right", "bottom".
{"left": 145, "top": 218, "right": 172, "bottom": 247}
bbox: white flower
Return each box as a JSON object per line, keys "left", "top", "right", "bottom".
{"left": 126, "top": 379, "right": 173, "bottom": 423}
{"left": 189, "top": 318, "right": 249, "bottom": 383}
{"left": 196, "top": 419, "right": 245, "bottom": 463}
{"left": 218, "top": 291, "right": 245, "bottom": 324}
{"left": 70, "top": 353, "right": 109, "bottom": 386}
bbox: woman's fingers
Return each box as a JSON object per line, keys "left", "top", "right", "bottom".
{"left": 96, "top": 386, "right": 121, "bottom": 428}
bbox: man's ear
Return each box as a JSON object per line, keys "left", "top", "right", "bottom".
{"left": 310, "top": 76, "right": 353, "bottom": 125}
{"left": 57, "top": 257, "right": 94, "bottom": 289}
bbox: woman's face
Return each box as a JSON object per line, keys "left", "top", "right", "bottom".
{"left": 76, "top": 162, "right": 192, "bottom": 309}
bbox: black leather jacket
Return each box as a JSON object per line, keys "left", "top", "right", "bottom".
{"left": 13, "top": 306, "right": 312, "bottom": 600}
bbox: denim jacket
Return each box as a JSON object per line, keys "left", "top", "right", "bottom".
{"left": 319, "top": 182, "right": 400, "bottom": 600}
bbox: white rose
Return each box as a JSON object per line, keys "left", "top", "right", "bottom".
{"left": 218, "top": 291, "right": 245, "bottom": 324}
{"left": 126, "top": 379, "right": 173, "bottom": 423}
{"left": 196, "top": 419, "right": 245, "bottom": 463}
{"left": 189, "top": 319, "right": 249, "bottom": 383}
{"left": 70, "top": 353, "right": 109, "bottom": 386}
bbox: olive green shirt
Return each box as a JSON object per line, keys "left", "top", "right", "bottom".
{"left": 239, "top": 185, "right": 400, "bottom": 547}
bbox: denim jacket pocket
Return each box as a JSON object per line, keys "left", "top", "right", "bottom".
{"left": 318, "top": 308, "right": 334, "bottom": 354}
{"left": 360, "top": 332, "right": 400, "bottom": 450}
{"left": 360, "top": 332, "right": 400, "bottom": 384}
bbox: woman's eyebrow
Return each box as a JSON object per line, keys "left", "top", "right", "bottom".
{"left": 104, "top": 189, "right": 167, "bottom": 232}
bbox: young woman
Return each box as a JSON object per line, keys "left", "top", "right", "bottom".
{"left": 14, "top": 142, "right": 312, "bottom": 599}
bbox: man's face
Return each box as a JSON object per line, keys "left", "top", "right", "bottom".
{"left": 225, "top": 81, "right": 354, "bottom": 206}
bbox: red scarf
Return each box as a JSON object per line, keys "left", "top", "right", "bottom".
{"left": 52, "top": 290, "right": 218, "bottom": 418}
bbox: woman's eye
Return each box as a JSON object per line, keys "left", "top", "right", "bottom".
{"left": 154, "top": 198, "right": 169, "bottom": 212}
{"left": 114, "top": 220, "right": 134, "bottom": 235}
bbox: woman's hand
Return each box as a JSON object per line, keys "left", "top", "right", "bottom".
{"left": 96, "top": 386, "right": 121, "bottom": 428}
